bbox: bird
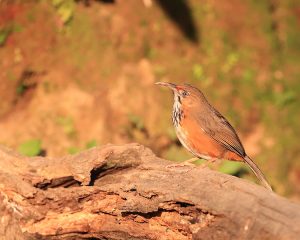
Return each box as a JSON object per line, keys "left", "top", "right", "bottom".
{"left": 156, "top": 82, "right": 272, "bottom": 191}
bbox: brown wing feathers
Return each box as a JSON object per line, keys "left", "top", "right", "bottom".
{"left": 197, "top": 107, "right": 246, "bottom": 158}
{"left": 198, "top": 106, "right": 272, "bottom": 191}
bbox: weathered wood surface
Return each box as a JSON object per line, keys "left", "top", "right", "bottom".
{"left": 0, "top": 143, "right": 300, "bottom": 240}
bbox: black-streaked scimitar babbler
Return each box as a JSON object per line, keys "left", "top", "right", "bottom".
{"left": 156, "top": 82, "right": 272, "bottom": 191}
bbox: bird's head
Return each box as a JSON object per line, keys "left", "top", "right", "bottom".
{"left": 155, "top": 82, "right": 206, "bottom": 107}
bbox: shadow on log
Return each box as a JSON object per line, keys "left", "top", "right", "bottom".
{"left": 0, "top": 143, "right": 300, "bottom": 239}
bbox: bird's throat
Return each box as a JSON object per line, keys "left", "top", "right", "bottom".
{"left": 172, "top": 97, "right": 183, "bottom": 127}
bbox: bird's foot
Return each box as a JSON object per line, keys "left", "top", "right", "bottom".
{"left": 166, "top": 158, "right": 198, "bottom": 171}
{"left": 198, "top": 158, "right": 221, "bottom": 169}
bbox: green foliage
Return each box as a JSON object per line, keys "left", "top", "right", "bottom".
{"left": 56, "top": 116, "right": 76, "bottom": 138}
{"left": 86, "top": 139, "right": 97, "bottom": 149}
{"left": 219, "top": 161, "right": 245, "bottom": 175}
{"left": 242, "top": 69, "right": 255, "bottom": 84}
{"left": 13, "top": 24, "right": 23, "bottom": 33}
{"left": 68, "top": 146, "right": 80, "bottom": 154}
{"left": 0, "top": 18, "right": 23, "bottom": 47}
{"left": 222, "top": 52, "right": 239, "bottom": 73}
{"left": 16, "top": 83, "right": 27, "bottom": 95}
{"left": 0, "top": 28, "right": 11, "bottom": 46}
{"left": 274, "top": 90, "right": 296, "bottom": 107}
{"left": 68, "top": 140, "right": 97, "bottom": 155}
{"left": 192, "top": 64, "right": 204, "bottom": 81}
{"left": 52, "top": 0, "right": 75, "bottom": 25}
{"left": 191, "top": 158, "right": 205, "bottom": 166}
{"left": 18, "top": 139, "right": 42, "bottom": 157}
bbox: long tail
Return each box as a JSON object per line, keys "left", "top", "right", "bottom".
{"left": 243, "top": 156, "right": 272, "bottom": 192}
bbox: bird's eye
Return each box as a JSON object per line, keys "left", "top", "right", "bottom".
{"left": 181, "top": 90, "right": 189, "bottom": 97}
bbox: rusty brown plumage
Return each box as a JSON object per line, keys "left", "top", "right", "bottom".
{"left": 156, "top": 82, "right": 272, "bottom": 191}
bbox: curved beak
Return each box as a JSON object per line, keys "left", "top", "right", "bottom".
{"left": 155, "top": 82, "right": 177, "bottom": 91}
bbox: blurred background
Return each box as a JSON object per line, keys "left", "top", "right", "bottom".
{"left": 0, "top": 0, "right": 300, "bottom": 199}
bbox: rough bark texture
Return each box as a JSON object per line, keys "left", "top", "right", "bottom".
{"left": 0, "top": 143, "right": 300, "bottom": 240}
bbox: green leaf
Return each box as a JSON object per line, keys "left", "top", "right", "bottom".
{"left": 56, "top": 116, "right": 76, "bottom": 137}
{"left": 57, "top": 2, "right": 74, "bottom": 24}
{"left": 219, "top": 161, "right": 244, "bottom": 175}
{"left": 0, "top": 29, "right": 10, "bottom": 46}
{"left": 222, "top": 52, "right": 239, "bottom": 73}
{"left": 192, "top": 64, "right": 204, "bottom": 81}
{"left": 68, "top": 146, "right": 80, "bottom": 154}
{"left": 52, "top": 0, "right": 75, "bottom": 24}
{"left": 16, "top": 84, "right": 26, "bottom": 95}
{"left": 274, "top": 90, "right": 296, "bottom": 107}
{"left": 18, "top": 139, "right": 42, "bottom": 157}
{"left": 86, "top": 140, "right": 97, "bottom": 149}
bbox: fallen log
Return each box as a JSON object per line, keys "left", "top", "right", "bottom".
{"left": 0, "top": 143, "right": 299, "bottom": 240}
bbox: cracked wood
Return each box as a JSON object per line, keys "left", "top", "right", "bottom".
{"left": 0, "top": 144, "right": 300, "bottom": 240}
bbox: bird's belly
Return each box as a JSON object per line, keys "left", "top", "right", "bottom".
{"left": 175, "top": 125, "right": 203, "bottom": 158}
{"left": 175, "top": 125, "right": 215, "bottom": 160}
{"left": 175, "top": 121, "right": 225, "bottom": 160}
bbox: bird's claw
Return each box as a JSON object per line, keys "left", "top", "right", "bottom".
{"left": 165, "top": 161, "right": 196, "bottom": 173}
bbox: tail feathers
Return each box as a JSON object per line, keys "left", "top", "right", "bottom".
{"left": 243, "top": 156, "right": 272, "bottom": 192}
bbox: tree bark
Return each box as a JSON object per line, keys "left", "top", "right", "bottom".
{"left": 0, "top": 143, "right": 299, "bottom": 240}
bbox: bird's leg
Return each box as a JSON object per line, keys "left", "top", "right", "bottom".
{"left": 208, "top": 158, "right": 221, "bottom": 164}
{"left": 166, "top": 158, "right": 198, "bottom": 169}
{"left": 198, "top": 158, "right": 222, "bottom": 169}
{"left": 182, "top": 157, "right": 199, "bottom": 165}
